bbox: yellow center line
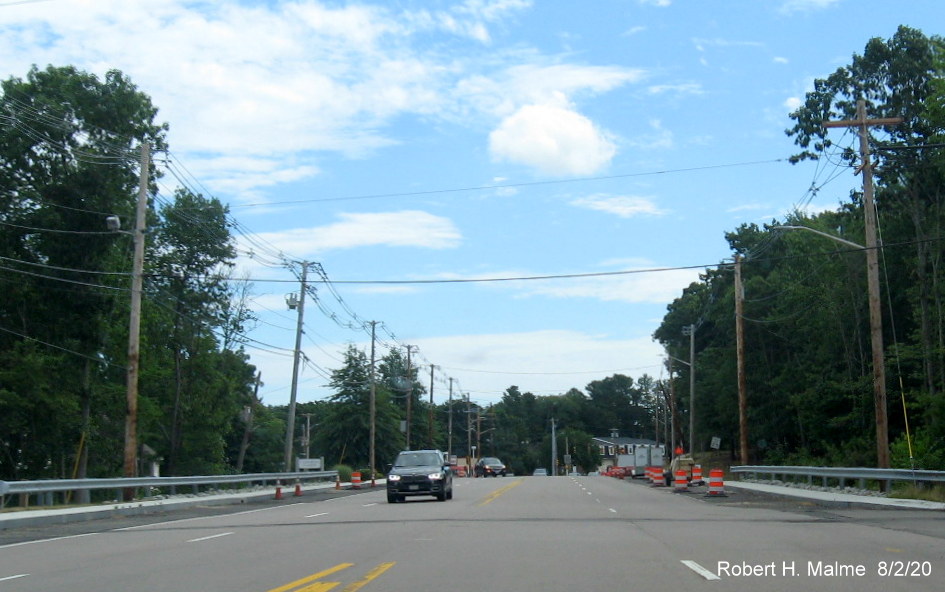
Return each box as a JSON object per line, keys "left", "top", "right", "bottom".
{"left": 341, "top": 562, "right": 396, "bottom": 592}
{"left": 297, "top": 583, "right": 340, "bottom": 592}
{"left": 266, "top": 563, "right": 353, "bottom": 592}
{"left": 478, "top": 478, "right": 524, "bottom": 506}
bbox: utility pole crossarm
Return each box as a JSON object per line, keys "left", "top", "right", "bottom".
{"left": 823, "top": 116, "right": 903, "bottom": 129}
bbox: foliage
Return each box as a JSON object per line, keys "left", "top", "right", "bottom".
{"left": 6, "top": 27, "right": 945, "bottom": 481}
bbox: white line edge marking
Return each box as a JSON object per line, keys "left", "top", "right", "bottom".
{"left": 0, "top": 532, "right": 98, "bottom": 550}
{"left": 116, "top": 502, "right": 302, "bottom": 531}
{"left": 681, "top": 560, "right": 721, "bottom": 581}
{"left": 0, "top": 574, "right": 30, "bottom": 582}
{"left": 187, "top": 532, "right": 233, "bottom": 543}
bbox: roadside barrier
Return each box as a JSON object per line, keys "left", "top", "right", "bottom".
{"left": 650, "top": 466, "right": 664, "bottom": 487}
{"left": 673, "top": 469, "right": 689, "bottom": 493}
{"left": 691, "top": 465, "right": 704, "bottom": 485}
{"left": 705, "top": 468, "right": 727, "bottom": 497}
{"left": 351, "top": 471, "right": 362, "bottom": 489}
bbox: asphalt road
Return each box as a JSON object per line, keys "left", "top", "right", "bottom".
{"left": 1, "top": 476, "right": 943, "bottom": 591}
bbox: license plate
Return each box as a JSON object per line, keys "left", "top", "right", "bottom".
{"left": 409, "top": 485, "right": 419, "bottom": 491}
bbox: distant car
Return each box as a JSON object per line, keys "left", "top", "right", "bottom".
{"left": 475, "top": 456, "right": 507, "bottom": 477}
{"left": 386, "top": 449, "right": 453, "bottom": 503}
{"left": 532, "top": 468, "right": 548, "bottom": 476}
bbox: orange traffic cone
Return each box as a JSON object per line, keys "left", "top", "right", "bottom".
{"left": 294, "top": 482, "right": 302, "bottom": 497}
{"left": 274, "top": 484, "right": 283, "bottom": 500}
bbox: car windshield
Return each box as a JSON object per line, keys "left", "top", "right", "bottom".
{"left": 394, "top": 452, "right": 441, "bottom": 467}
{"left": 483, "top": 458, "right": 502, "bottom": 464}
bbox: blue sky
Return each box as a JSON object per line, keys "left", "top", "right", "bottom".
{"left": 2, "top": 0, "right": 940, "bottom": 407}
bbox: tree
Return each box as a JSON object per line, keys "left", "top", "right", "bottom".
{"left": 0, "top": 65, "right": 167, "bottom": 480}
{"left": 315, "top": 345, "right": 402, "bottom": 469}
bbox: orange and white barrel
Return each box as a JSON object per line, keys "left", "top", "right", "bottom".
{"left": 351, "top": 471, "right": 362, "bottom": 489}
{"left": 705, "top": 468, "right": 726, "bottom": 497}
{"left": 691, "top": 464, "right": 703, "bottom": 485}
{"left": 673, "top": 469, "right": 688, "bottom": 493}
{"left": 651, "top": 466, "right": 664, "bottom": 486}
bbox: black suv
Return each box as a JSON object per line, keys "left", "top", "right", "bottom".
{"left": 475, "top": 456, "right": 507, "bottom": 477}
{"left": 386, "top": 449, "right": 453, "bottom": 503}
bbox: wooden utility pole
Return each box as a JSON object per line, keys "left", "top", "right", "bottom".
{"left": 448, "top": 377, "right": 454, "bottom": 458}
{"left": 369, "top": 321, "right": 377, "bottom": 484}
{"left": 823, "top": 99, "right": 901, "bottom": 470}
{"left": 283, "top": 262, "right": 308, "bottom": 471}
{"left": 405, "top": 345, "right": 416, "bottom": 450}
{"left": 734, "top": 256, "right": 749, "bottom": 464}
{"left": 428, "top": 365, "right": 435, "bottom": 448}
{"left": 123, "top": 143, "right": 149, "bottom": 500}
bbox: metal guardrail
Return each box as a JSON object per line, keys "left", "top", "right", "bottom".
{"left": 0, "top": 470, "right": 339, "bottom": 508}
{"left": 730, "top": 465, "right": 945, "bottom": 489}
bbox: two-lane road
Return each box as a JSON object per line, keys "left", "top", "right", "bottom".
{"left": 1, "top": 476, "right": 942, "bottom": 591}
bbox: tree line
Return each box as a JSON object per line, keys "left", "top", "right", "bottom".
{"left": 2, "top": 26, "right": 944, "bottom": 484}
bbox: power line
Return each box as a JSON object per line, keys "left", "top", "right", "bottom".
{"left": 229, "top": 158, "right": 787, "bottom": 209}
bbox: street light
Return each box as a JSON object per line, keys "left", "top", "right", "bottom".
{"left": 773, "top": 224, "right": 888, "bottom": 470}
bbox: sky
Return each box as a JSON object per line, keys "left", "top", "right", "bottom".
{"left": 2, "top": 0, "right": 940, "bottom": 409}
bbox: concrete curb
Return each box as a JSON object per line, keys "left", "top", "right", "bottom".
{"left": 0, "top": 481, "right": 372, "bottom": 530}
{"left": 726, "top": 480, "right": 945, "bottom": 510}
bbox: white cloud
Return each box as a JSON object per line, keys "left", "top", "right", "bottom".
{"left": 517, "top": 268, "right": 702, "bottom": 304}
{"left": 647, "top": 83, "right": 703, "bottom": 96}
{"left": 571, "top": 195, "right": 667, "bottom": 218}
{"left": 779, "top": 0, "right": 841, "bottom": 14}
{"left": 626, "top": 119, "right": 674, "bottom": 150}
{"left": 250, "top": 210, "right": 462, "bottom": 256}
{"left": 489, "top": 104, "right": 617, "bottom": 175}
{"left": 416, "top": 330, "right": 667, "bottom": 399}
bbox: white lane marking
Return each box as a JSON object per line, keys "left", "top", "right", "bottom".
{"left": 363, "top": 503, "right": 377, "bottom": 507}
{"left": 0, "top": 532, "right": 98, "bottom": 550}
{"left": 187, "top": 532, "right": 233, "bottom": 543}
{"left": 681, "top": 560, "right": 721, "bottom": 581}
{"left": 608, "top": 508, "right": 617, "bottom": 513}
{"left": 0, "top": 574, "right": 29, "bottom": 582}
{"left": 115, "top": 503, "right": 296, "bottom": 531}
{"left": 306, "top": 512, "right": 329, "bottom": 518}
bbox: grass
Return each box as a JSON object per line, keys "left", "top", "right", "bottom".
{"left": 889, "top": 484, "right": 945, "bottom": 502}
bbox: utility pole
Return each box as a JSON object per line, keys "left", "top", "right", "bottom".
{"left": 448, "top": 378, "right": 454, "bottom": 459}
{"left": 283, "top": 262, "right": 309, "bottom": 472}
{"left": 303, "top": 413, "right": 314, "bottom": 458}
{"left": 550, "top": 417, "right": 558, "bottom": 476}
{"left": 123, "top": 142, "right": 149, "bottom": 500}
{"left": 682, "top": 324, "right": 696, "bottom": 453}
{"left": 466, "top": 393, "right": 472, "bottom": 475}
{"left": 429, "top": 365, "right": 435, "bottom": 448}
{"left": 735, "top": 255, "right": 749, "bottom": 464}
{"left": 369, "top": 321, "right": 377, "bottom": 485}
{"left": 823, "top": 99, "right": 901, "bottom": 470}
{"left": 236, "top": 372, "right": 260, "bottom": 473}
{"left": 476, "top": 407, "right": 482, "bottom": 462}
{"left": 405, "top": 345, "right": 416, "bottom": 450}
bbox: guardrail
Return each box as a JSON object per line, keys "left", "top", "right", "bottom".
{"left": 0, "top": 470, "right": 339, "bottom": 509}
{"left": 730, "top": 465, "right": 945, "bottom": 490}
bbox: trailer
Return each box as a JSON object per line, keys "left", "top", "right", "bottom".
{"left": 616, "top": 444, "right": 666, "bottom": 478}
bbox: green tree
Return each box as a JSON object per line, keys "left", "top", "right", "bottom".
{"left": 0, "top": 65, "right": 167, "bottom": 480}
